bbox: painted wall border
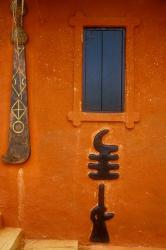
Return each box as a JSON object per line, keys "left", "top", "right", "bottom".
{"left": 68, "top": 12, "right": 140, "bottom": 128}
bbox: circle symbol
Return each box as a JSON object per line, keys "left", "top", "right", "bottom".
{"left": 13, "top": 121, "right": 24, "bottom": 134}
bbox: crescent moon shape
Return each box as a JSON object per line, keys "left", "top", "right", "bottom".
{"left": 93, "top": 129, "right": 118, "bottom": 153}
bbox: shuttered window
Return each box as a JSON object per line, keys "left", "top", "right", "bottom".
{"left": 82, "top": 28, "right": 125, "bottom": 112}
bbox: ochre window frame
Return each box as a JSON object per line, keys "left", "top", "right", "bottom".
{"left": 68, "top": 12, "right": 140, "bottom": 128}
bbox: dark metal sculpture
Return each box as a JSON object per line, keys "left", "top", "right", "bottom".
{"left": 2, "top": 0, "right": 30, "bottom": 164}
{"left": 88, "top": 129, "right": 119, "bottom": 180}
{"left": 90, "top": 184, "right": 114, "bottom": 243}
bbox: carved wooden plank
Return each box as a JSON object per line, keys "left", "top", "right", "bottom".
{"left": 2, "top": 0, "right": 30, "bottom": 164}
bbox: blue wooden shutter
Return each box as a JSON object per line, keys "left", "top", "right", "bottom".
{"left": 82, "top": 28, "right": 125, "bottom": 112}
{"left": 83, "top": 29, "right": 102, "bottom": 111}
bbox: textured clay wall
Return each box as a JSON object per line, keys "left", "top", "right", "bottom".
{"left": 0, "top": 0, "right": 166, "bottom": 247}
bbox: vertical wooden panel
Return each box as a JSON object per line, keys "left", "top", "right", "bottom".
{"left": 102, "top": 29, "right": 125, "bottom": 112}
{"left": 82, "top": 29, "right": 102, "bottom": 111}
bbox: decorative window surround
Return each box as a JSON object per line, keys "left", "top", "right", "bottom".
{"left": 67, "top": 12, "right": 140, "bottom": 129}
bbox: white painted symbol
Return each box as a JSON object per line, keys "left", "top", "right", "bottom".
{"left": 13, "top": 121, "right": 24, "bottom": 134}
{"left": 11, "top": 46, "right": 26, "bottom": 134}
{"left": 12, "top": 100, "right": 26, "bottom": 120}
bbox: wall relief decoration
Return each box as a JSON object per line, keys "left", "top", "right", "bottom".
{"left": 88, "top": 129, "right": 119, "bottom": 180}
{"left": 90, "top": 184, "right": 114, "bottom": 243}
{"left": 89, "top": 129, "right": 120, "bottom": 243}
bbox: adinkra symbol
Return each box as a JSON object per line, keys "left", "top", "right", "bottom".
{"left": 11, "top": 100, "right": 25, "bottom": 134}
{"left": 88, "top": 129, "right": 119, "bottom": 180}
{"left": 12, "top": 51, "right": 26, "bottom": 98}
{"left": 12, "top": 100, "right": 26, "bottom": 120}
{"left": 90, "top": 184, "right": 114, "bottom": 243}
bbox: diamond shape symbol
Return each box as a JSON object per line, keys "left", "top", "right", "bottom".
{"left": 12, "top": 100, "right": 26, "bottom": 120}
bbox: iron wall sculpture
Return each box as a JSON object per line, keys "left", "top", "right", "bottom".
{"left": 90, "top": 184, "right": 114, "bottom": 243}
{"left": 2, "top": 0, "right": 30, "bottom": 164}
{"left": 88, "top": 129, "right": 119, "bottom": 180}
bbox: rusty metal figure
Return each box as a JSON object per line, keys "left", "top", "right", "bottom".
{"left": 2, "top": 0, "right": 30, "bottom": 164}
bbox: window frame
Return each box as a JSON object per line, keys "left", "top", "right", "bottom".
{"left": 67, "top": 12, "right": 140, "bottom": 128}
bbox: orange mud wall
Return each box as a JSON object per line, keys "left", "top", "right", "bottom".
{"left": 0, "top": 0, "right": 166, "bottom": 247}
